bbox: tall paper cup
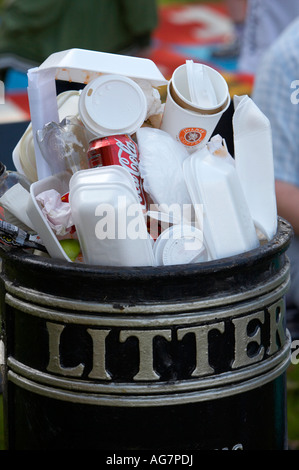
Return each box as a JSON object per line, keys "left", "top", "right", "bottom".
{"left": 160, "top": 64, "right": 230, "bottom": 152}
{"left": 172, "top": 63, "right": 229, "bottom": 113}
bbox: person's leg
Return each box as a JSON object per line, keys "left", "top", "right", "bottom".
{"left": 212, "top": 0, "right": 247, "bottom": 59}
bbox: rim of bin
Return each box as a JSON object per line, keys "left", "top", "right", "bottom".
{"left": 0, "top": 217, "right": 293, "bottom": 281}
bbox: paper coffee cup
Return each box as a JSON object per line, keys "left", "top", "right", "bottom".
{"left": 160, "top": 63, "right": 230, "bottom": 152}
{"left": 172, "top": 63, "right": 229, "bottom": 113}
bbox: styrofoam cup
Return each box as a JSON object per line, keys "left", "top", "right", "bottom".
{"left": 78, "top": 75, "right": 147, "bottom": 137}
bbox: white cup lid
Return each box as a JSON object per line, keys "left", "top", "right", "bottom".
{"left": 78, "top": 74, "right": 147, "bottom": 137}
{"left": 154, "top": 225, "right": 207, "bottom": 265}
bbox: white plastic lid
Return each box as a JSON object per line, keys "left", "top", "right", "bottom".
{"left": 78, "top": 75, "right": 147, "bottom": 137}
{"left": 154, "top": 225, "right": 208, "bottom": 266}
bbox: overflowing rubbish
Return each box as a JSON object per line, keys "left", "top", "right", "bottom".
{"left": 1, "top": 48, "right": 277, "bottom": 267}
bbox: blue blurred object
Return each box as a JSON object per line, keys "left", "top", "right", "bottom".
{"left": 5, "top": 69, "right": 28, "bottom": 91}
{"left": 0, "top": 121, "right": 30, "bottom": 170}
{"left": 175, "top": 45, "right": 238, "bottom": 72}
{"left": 0, "top": 70, "right": 29, "bottom": 171}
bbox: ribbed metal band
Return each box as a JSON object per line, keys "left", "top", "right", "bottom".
{"left": 4, "top": 267, "right": 292, "bottom": 406}
{"left": 3, "top": 260, "right": 290, "bottom": 315}
{"left": 7, "top": 333, "right": 291, "bottom": 407}
{"left": 4, "top": 273, "right": 290, "bottom": 328}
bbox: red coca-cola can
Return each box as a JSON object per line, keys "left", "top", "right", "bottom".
{"left": 87, "top": 134, "right": 147, "bottom": 207}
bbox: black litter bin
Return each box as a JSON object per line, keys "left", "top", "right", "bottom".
{"left": 0, "top": 217, "right": 293, "bottom": 450}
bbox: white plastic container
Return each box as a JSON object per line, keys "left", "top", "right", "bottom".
{"left": 183, "top": 146, "right": 259, "bottom": 260}
{"left": 69, "top": 178, "right": 155, "bottom": 267}
{"left": 69, "top": 165, "right": 140, "bottom": 218}
{"left": 38, "top": 48, "right": 168, "bottom": 87}
{"left": 69, "top": 165, "right": 137, "bottom": 194}
{"left": 233, "top": 95, "right": 277, "bottom": 240}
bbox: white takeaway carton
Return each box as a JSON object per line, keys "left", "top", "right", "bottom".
{"left": 183, "top": 146, "right": 260, "bottom": 260}
{"left": 233, "top": 95, "right": 277, "bottom": 240}
{"left": 69, "top": 171, "right": 155, "bottom": 267}
{"left": 26, "top": 166, "right": 154, "bottom": 264}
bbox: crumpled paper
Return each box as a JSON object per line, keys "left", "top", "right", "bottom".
{"left": 134, "top": 79, "right": 164, "bottom": 121}
{"left": 36, "top": 189, "right": 74, "bottom": 237}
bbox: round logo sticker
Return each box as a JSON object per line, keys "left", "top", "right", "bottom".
{"left": 179, "top": 127, "right": 207, "bottom": 147}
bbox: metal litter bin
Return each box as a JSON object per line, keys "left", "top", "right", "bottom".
{"left": 0, "top": 217, "right": 293, "bottom": 450}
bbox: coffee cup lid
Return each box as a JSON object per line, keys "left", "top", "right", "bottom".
{"left": 78, "top": 75, "right": 147, "bottom": 137}
{"left": 154, "top": 225, "right": 207, "bottom": 265}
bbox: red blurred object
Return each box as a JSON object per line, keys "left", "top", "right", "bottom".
{"left": 87, "top": 134, "right": 147, "bottom": 207}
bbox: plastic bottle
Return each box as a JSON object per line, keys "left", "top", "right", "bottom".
{"left": 0, "top": 162, "right": 30, "bottom": 198}
{"left": 0, "top": 161, "right": 32, "bottom": 225}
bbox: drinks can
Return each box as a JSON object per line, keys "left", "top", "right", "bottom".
{"left": 87, "top": 134, "right": 147, "bottom": 207}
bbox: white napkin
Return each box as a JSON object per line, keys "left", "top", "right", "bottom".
{"left": 36, "top": 189, "right": 74, "bottom": 237}
{"left": 233, "top": 95, "right": 277, "bottom": 240}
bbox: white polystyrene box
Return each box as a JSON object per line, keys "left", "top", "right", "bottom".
{"left": 39, "top": 48, "right": 168, "bottom": 87}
